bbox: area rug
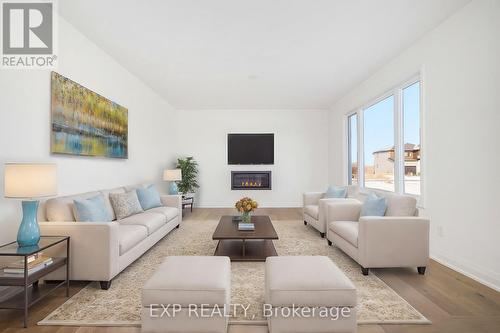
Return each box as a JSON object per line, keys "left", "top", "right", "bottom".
{"left": 39, "top": 218, "right": 429, "bottom": 326}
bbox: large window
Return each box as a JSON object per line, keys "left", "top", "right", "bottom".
{"left": 363, "top": 96, "right": 395, "bottom": 191}
{"left": 346, "top": 77, "right": 422, "bottom": 198}
{"left": 347, "top": 114, "right": 358, "bottom": 184}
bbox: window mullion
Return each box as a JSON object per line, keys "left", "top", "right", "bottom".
{"left": 358, "top": 110, "right": 364, "bottom": 189}
{"left": 394, "top": 88, "right": 404, "bottom": 193}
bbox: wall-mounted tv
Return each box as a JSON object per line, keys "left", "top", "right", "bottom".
{"left": 228, "top": 133, "right": 274, "bottom": 165}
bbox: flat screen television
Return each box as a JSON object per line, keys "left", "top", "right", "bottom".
{"left": 228, "top": 133, "right": 274, "bottom": 165}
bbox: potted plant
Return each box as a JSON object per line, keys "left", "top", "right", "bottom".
{"left": 235, "top": 197, "right": 258, "bottom": 223}
{"left": 176, "top": 157, "right": 199, "bottom": 196}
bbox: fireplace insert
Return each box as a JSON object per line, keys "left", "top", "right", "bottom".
{"left": 231, "top": 171, "right": 271, "bottom": 190}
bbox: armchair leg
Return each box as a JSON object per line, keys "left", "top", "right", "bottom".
{"left": 100, "top": 280, "right": 112, "bottom": 290}
{"left": 304, "top": 220, "right": 307, "bottom": 225}
{"left": 320, "top": 232, "right": 325, "bottom": 238}
{"left": 361, "top": 267, "right": 369, "bottom": 276}
{"left": 417, "top": 267, "right": 426, "bottom": 275}
{"left": 327, "top": 240, "right": 332, "bottom": 246}
{"left": 176, "top": 224, "right": 180, "bottom": 229}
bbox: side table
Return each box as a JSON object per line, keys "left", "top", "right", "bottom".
{"left": 0, "top": 236, "right": 70, "bottom": 327}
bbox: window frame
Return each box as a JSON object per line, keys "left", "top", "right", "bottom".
{"left": 344, "top": 73, "right": 424, "bottom": 205}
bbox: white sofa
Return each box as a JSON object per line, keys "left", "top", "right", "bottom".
{"left": 303, "top": 185, "right": 359, "bottom": 237}
{"left": 326, "top": 192, "right": 429, "bottom": 276}
{"left": 38, "top": 183, "right": 182, "bottom": 290}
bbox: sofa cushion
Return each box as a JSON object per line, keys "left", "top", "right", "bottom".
{"left": 265, "top": 256, "right": 356, "bottom": 307}
{"left": 147, "top": 206, "right": 179, "bottom": 222}
{"left": 73, "top": 194, "right": 111, "bottom": 222}
{"left": 119, "top": 225, "right": 148, "bottom": 255}
{"left": 100, "top": 187, "right": 125, "bottom": 220}
{"left": 119, "top": 212, "right": 166, "bottom": 235}
{"left": 304, "top": 205, "right": 319, "bottom": 220}
{"left": 142, "top": 256, "right": 231, "bottom": 307}
{"left": 385, "top": 194, "right": 417, "bottom": 216}
{"left": 110, "top": 191, "right": 144, "bottom": 220}
{"left": 330, "top": 221, "right": 359, "bottom": 247}
{"left": 46, "top": 191, "right": 101, "bottom": 222}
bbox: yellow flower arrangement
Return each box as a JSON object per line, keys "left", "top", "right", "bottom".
{"left": 235, "top": 197, "right": 258, "bottom": 213}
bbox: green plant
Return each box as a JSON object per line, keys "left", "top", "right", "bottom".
{"left": 176, "top": 157, "right": 199, "bottom": 194}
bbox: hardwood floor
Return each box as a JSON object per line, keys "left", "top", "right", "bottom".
{"left": 1, "top": 208, "right": 499, "bottom": 332}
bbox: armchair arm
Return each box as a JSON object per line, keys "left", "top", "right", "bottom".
{"left": 39, "top": 221, "right": 120, "bottom": 281}
{"left": 303, "top": 192, "right": 324, "bottom": 206}
{"left": 357, "top": 216, "right": 430, "bottom": 268}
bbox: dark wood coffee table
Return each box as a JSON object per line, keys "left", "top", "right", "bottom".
{"left": 212, "top": 215, "right": 278, "bottom": 261}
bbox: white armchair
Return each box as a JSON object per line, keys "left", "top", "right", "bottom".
{"left": 326, "top": 194, "right": 429, "bottom": 276}
{"left": 303, "top": 186, "right": 359, "bottom": 238}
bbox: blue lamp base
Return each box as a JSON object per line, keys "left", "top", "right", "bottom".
{"left": 17, "top": 200, "right": 41, "bottom": 247}
{"left": 169, "top": 182, "right": 179, "bottom": 195}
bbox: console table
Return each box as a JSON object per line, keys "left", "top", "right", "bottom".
{"left": 0, "top": 236, "right": 70, "bottom": 327}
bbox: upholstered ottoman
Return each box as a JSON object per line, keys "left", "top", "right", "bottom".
{"left": 265, "top": 256, "right": 357, "bottom": 333}
{"left": 141, "top": 256, "right": 231, "bottom": 333}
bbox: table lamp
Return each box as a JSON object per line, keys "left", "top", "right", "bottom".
{"left": 163, "top": 169, "right": 182, "bottom": 195}
{"left": 4, "top": 163, "right": 57, "bottom": 247}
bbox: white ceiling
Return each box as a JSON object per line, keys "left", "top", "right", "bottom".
{"left": 59, "top": 0, "right": 469, "bottom": 110}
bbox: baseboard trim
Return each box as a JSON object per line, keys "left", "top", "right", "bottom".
{"left": 431, "top": 251, "right": 500, "bottom": 292}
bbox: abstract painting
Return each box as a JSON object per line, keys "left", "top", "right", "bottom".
{"left": 51, "top": 72, "right": 128, "bottom": 158}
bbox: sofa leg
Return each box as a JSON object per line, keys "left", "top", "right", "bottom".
{"left": 320, "top": 232, "right": 325, "bottom": 238}
{"left": 361, "top": 267, "right": 369, "bottom": 276}
{"left": 176, "top": 224, "right": 180, "bottom": 229}
{"left": 100, "top": 280, "right": 112, "bottom": 290}
{"left": 327, "top": 240, "right": 332, "bottom": 246}
{"left": 304, "top": 220, "right": 307, "bottom": 226}
{"left": 417, "top": 266, "right": 426, "bottom": 275}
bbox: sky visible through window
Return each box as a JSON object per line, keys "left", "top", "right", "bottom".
{"left": 363, "top": 84, "right": 420, "bottom": 166}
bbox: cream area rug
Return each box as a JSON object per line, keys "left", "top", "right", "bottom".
{"left": 39, "top": 218, "right": 429, "bottom": 326}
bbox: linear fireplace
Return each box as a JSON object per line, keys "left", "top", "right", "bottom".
{"left": 231, "top": 171, "right": 271, "bottom": 190}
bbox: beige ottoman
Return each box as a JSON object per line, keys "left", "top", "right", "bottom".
{"left": 265, "top": 256, "right": 357, "bottom": 333}
{"left": 141, "top": 256, "right": 231, "bottom": 333}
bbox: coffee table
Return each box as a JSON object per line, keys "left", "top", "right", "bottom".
{"left": 212, "top": 215, "right": 278, "bottom": 261}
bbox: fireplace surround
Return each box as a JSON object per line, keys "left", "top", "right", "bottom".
{"left": 231, "top": 171, "right": 271, "bottom": 190}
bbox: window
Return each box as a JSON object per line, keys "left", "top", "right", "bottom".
{"left": 347, "top": 114, "right": 358, "bottom": 184}
{"left": 363, "top": 96, "right": 395, "bottom": 192}
{"left": 346, "top": 77, "right": 422, "bottom": 198}
{"left": 403, "top": 81, "right": 421, "bottom": 195}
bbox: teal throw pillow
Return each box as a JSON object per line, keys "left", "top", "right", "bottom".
{"left": 136, "top": 185, "right": 162, "bottom": 210}
{"left": 360, "top": 193, "right": 387, "bottom": 217}
{"left": 73, "top": 195, "right": 111, "bottom": 222}
{"left": 325, "top": 186, "right": 347, "bottom": 198}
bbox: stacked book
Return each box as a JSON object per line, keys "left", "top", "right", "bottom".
{"left": 2, "top": 253, "right": 53, "bottom": 275}
{"left": 238, "top": 222, "right": 255, "bottom": 231}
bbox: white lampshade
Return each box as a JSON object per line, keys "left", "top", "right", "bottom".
{"left": 163, "top": 169, "right": 182, "bottom": 181}
{"left": 4, "top": 163, "right": 58, "bottom": 198}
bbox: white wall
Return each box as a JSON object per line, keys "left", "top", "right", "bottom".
{"left": 177, "top": 109, "right": 329, "bottom": 207}
{"left": 0, "top": 17, "right": 178, "bottom": 245}
{"left": 328, "top": 0, "right": 500, "bottom": 290}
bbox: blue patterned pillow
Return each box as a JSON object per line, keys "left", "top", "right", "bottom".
{"left": 73, "top": 195, "right": 111, "bottom": 222}
{"left": 136, "top": 185, "right": 162, "bottom": 210}
{"left": 360, "top": 193, "right": 387, "bottom": 217}
{"left": 325, "top": 186, "right": 347, "bottom": 198}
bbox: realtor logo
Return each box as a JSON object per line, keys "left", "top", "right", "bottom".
{"left": 1, "top": 0, "right": 57, "bottom": 68}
